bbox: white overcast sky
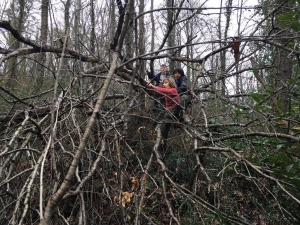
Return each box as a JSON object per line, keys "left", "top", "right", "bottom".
{"left": 152, "top": 0, "right": 259, "bottom": 37}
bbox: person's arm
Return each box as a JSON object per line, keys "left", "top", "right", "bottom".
{"left": 177, "top": 76, "right": 187, "bottom": 94}
{"left": 148, "top": 83, "right": 155, "bottom": 89}
{"left": 146, "top": 70, "right": 154, "bottom": 79}
{"left": 147, "top": 71, "right": 161, "bottom": 86}
{"left": 155, "top": 87, "right": 178, "bottom": 95}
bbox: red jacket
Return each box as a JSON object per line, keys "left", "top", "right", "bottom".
{"left": 155, "top": 87, "right": 180, "bottom": 110}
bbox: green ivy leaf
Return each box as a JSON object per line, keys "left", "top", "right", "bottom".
{"left": 266, "top": 89, "right": 274, "bottom": 95}
{"left": 286, "top": 164, "right": 293, "bottom": 173}
{"left": 278, "top": 11, "right": 300, "bottom": 32}
{"left": 267, "top": 155, "right": 276, "bottom": 164}
{"left": 291, "top": 0, "right": 300, "bottom": 4}
{"left": 277, "top": 99, "right": 283, "bottom": 110}
{"left": 250, "top": 93, "right": 265, "bottom": 102}
{"left": 252, "top": 67, "right": 258, "bottom": 76}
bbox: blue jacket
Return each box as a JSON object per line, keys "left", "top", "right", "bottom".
{"left": 147, "top": 71, "right": 171, "bottom": 87}
{"left": 175, "top": 75, "right": 188, "bottom": 95}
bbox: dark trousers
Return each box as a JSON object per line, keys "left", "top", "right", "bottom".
{"left": 153, "top": 96, "right": 165, "bottom": 111}
{"left": 173, "top": 94, "right": 192, "bottom": 116}
{"left": 158, "top": 94, "right": 192, "bottom": 158}
{"left": 158, "top": 109, "right": 179, "bottom": 159}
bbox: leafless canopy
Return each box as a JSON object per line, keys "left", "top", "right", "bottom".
{"left": 0, "top": 0, "right": 300, "bottom": 224}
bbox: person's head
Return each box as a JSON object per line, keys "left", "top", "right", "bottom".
{"left": 162, "top": 78, "right": 176, "bottom": 88}
{"left": 173, "top": 67, "right": 184, "bottom": 80}
{"left": 160, "top": 64, "right": 168, "bottom": 73}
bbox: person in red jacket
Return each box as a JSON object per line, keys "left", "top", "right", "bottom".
{"left": 148, "top": 77, "right": 180, "bottom": 111}
{"left": 146, "top": 64, "right": 171, "bottom": 111}
{"left": 148, "top": 78, "right": 180, "bottom": 159}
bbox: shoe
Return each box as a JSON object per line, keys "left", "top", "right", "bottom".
{"left": 182, "top": 111, "right": 192, "bottom": 124}
{"left": 165, "top": 111, "right": 178, "bottom": 120}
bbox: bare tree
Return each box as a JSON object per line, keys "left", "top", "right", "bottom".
{"left": 34, "top": 0, "right": 49, "bottom": 90}
{"left": 3, "top": 0, "right": 26, "bottom": 88}
{"left": 1, "top": 0, "right": 300, "bottom": 224}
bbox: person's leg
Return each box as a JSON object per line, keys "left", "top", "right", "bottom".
{"left": 151, "top": 93, "right": 164, "bottom": 112}
{"left": 158, "top": 123, "right": 171, "bottom": 159}
{"left": 170, "top": 94, "right": 190, "bottom": 121}
{"left": 180, "top": 94, "right": 192, "bottom": 110}
{"left": 179, "top": 94, "right": 193, "bottom": 123}
{"left": 172, "top": 104, "right": 182, "bottom": 118}
{"left": 161, "top": 123, "right": 171, "bottom": 140}
{"left": 153, "top": 96, "right": 166, "bottom": 113}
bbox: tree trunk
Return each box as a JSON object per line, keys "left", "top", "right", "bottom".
{"left": 274, "top": 1, "right": 292, "bottom": 114}
{"left": 40, "top": 0, "right": 135, "bottom": 222}
{"left": 4, "top": 0, "right": 25, "bottom": 89}
{"left": 35, "top": 0, "right": 49, "bottom": 91}
{"left": 220, "top": 0, "right": 232, "bottom": 95}
{"left": 167, "top": 0, "right": 175, "bottom": 72}
{"left": 138, "top": 0, "right": 146, "bottom": 110}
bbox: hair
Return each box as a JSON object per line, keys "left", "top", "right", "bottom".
{"left": 173, "top": 67, "right": 184, "bottom": 77}
{"left": 162, "top": 78, "right": 176, "bottom": 88}
{"left": 160, "top": 64, "right": 167, "bottom": 67}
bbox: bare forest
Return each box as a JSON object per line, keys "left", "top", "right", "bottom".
{"left": 0, "top": 0, "right": 300, "bottom": 224}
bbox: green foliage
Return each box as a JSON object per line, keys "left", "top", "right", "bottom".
{"left": 249, "top": 92, "right": 265, "bottom": 103}
{"left": 165, "top": 144, "right": 195, "bottom": 183}
{"left": 278, "top": 11, "right": 300, "bottom": 32}
{"left": 3, "top": 0, "right": 300, "bottom": 224}
{"left": 266, "top": 146, "right": 300, "bottom": 181}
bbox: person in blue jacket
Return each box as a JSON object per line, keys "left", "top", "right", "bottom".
{"left": 158, "top": 67, "right": 192, "bottom": 159}
{"left": 147, "top": 64, "right": 171, "bottom": 110}
{"left": 147, "top": 64, "right": 171, "bottom": 87}
{"left": 173, "top": 67, "right": 187, "bottom": 95}
{"left": 172, "top": 67, "right": 191, "bottom": 120}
